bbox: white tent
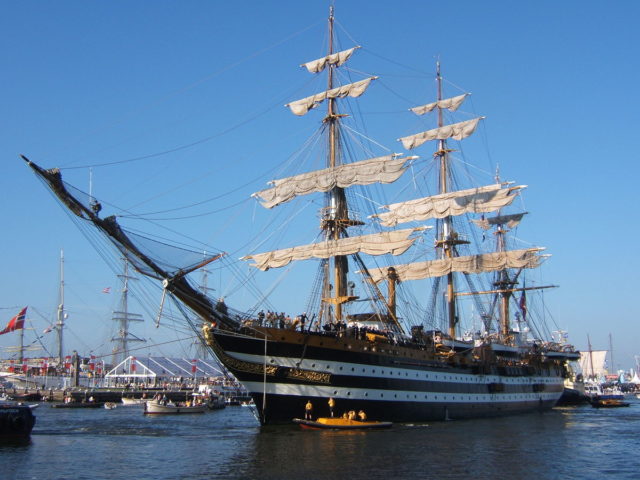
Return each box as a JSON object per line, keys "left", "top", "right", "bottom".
{"left": 104, "top": 356, "right": 224, "bottom": 383}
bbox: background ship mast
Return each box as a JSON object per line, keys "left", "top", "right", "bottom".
{"left": 56, "top": 249, "right": 66, "bottom": 366}
{"left": 111, "top": 258, "right": 145, "bottom": 365}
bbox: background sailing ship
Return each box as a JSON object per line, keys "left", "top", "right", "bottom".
{"left": 22, "top": 8, "right": 580, "bottom": 424}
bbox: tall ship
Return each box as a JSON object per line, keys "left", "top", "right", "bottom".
{"left": 22, "top": 8, "right": 579, "bottom": 424}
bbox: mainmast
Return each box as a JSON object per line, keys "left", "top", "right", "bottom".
{"left": 433, "top": 63, "right": 467, "bottom": 338}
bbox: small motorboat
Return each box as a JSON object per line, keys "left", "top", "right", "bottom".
{"left": 51, "top": 401, "right": 105, "bottom": 409}
{"left": 293, "top": 417, "right": 392, "bottom": 430}
{"left": 143, "top": 400, "right": 207, "bottom": 415}
{"left": 121, "top": 397, "right": 145, "bottom": 406}
{"left": 591, "top": 398, "right": 630, "bottom": 408}
{"left": 104, "top": 402, "right": 117, "bottom": 410}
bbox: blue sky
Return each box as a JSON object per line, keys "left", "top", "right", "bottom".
{"left": 2, "top": 1, "right": 639, "bottom": 370}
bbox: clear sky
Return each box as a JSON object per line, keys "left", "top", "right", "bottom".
{"left": 2, "top": 1, "right": 639, "bottom": 371}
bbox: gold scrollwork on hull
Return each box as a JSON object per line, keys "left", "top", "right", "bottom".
{"left": 206, "top": 328, "right": 331, "bottom": 384}
{"left": 287, "top": 369, "right": 331, "bottom": 383}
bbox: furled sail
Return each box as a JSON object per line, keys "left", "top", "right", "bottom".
{"left": 410, "top": 93, "right": 469, "bottom": 116}
{"left": 472, "top": 212, "right": 528, "bottom": 231}
{"left": 243, "top": 228, "right": 426, "bottom": 271}
{"left": 372, "top": 184, "right": 524, "bottom": 227}
{"left": 286, "top": 77, "right": 376, "bottom": 116}
{"left": 253, "top": 154, "right": 415, "bottom": 209}
{"left": 302, "top": 47, "right": 359, "bottom": 73}
{"left": 399, "top": 117, "right": 483, "bottom": 150}
{"left": 367, "top": 248, "right": 545, "bottom": 283}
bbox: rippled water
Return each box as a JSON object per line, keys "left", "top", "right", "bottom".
{"left": 2, "top": 398, "right": 639, "bottom": 480}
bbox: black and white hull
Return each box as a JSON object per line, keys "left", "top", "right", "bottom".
{"left": 210, "top": 327, "right": 564, "bottom": 425}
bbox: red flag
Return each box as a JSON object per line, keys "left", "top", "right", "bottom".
{"left": 0, "top": 307, "right": 27, "bottom": 335}
{"left": 519, "top": 287, "right": 527, "bottom": 321}
{"left": 102, "top": 287, "right": 111, "bottom": 294}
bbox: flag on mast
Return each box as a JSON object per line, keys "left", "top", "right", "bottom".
{"left": 0, "top": 307, "right": 27, "bottom": 336}
{"left": 519, "top": 284, "right": 527, "bottom": 321}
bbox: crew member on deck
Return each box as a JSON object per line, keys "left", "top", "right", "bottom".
{"left": 328, "top": 397, "right": 335, "bottom": 417}
{"left": 358, "top": 410, "right": 367, "bottom": 421}
{"left": 305, "top": 400, "right": 313, "bottom": 420}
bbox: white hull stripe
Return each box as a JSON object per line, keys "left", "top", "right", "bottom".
{"left": 242, "top": 381, "right": 562, "bottom": 404}
{"left": 227, "top": 350, "right": 562, "bottom": 386}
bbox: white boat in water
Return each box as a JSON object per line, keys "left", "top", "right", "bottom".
{"left": 143, "top": 400, "right": 207, "bottom": 415}
{"left": 121, "top": 397, "right": 145, "bottom": 406}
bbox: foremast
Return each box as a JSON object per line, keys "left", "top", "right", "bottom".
{"left": 246, "top": 6, "right": 421, "bottom": 329}
{"left": 322, "top": 6, "right": 358, "bottom": 323}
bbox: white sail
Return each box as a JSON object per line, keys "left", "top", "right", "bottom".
{"left": 472, "top": 212, "right": 527, "bottom": 231}
{"left": 410, "top": 94, "right": 469, "bottom": 115}
{"left": 579, "top": 350, "right": 608, "bottom": 378}
{"left": 286, "top": 77, "right": 376, "bottom": 116}
{"left": 253, "top": 155, "right": 415, "bottom": 209}
{"left": 243, "top": 228, "right": 425, "bottom": 271}
{"left": 399, "top": 117, "right": 483, "bottom": 150}
{"left": 302, "top": 47, "right": 359, "bottom": 73}
{"left": 372, "top": 184, "right": 524, "bottom": 227}
{"left": 367, "top": 248, "right": 545, "bottom": 283}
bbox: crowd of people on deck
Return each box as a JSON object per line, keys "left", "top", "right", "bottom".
{"left": 240, "top": 310, "right": 405, "bottom": 344}
{"left": 248, "top": 310, "right": 310, "bottom": 331}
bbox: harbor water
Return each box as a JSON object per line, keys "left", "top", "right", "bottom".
{"left": 2, "top": 398, "right": 639, "bottom": 480}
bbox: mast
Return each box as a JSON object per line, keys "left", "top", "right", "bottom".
{"left": 433, "top": 63, "right": 465, "bottom": 338}
{"left": 56, "top": 249, "right": 65, "bottom": 366}
{"left": 111, "top": 258, "right": 144, "bottom": 365}
{"left": 18, "top": 316, "right": 25, "bottom": 364}
{"left": 587, "top": 334, "right": 595, "bottom": 379}
{"left": 609, "top": 333, "right": 614, "bottom": 374}
{"left": 322, "top": 6, "right": 357, "bottom": 322}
